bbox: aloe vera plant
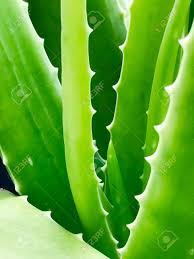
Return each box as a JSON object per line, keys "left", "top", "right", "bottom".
{"left": 0, "top": 0, "right": 194, "bottom": 258}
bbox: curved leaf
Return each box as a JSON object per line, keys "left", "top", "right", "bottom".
{"left": 26, "top": 0, "right": 126, "bottom": 158}
{"left": 106, "top": 0, "right": 175, "bottom": 246}
{"left": 142, "top": 0, "right": 191, "bottom": 187}
{"left": 88, "top": 0, "right": 126, "bottom": 158}
{"left": 26, "top": 0, "right": 61, "bottom": 77}
{"left": 122, "top": 21, "right": 194, "bottom": 259}
{"left": 61, "top": 0, "right": 119, "bottom": 257}
{"left": 0, "top": 0, "right": 81, "bottom": 233}
{"left": 0, "top": 190, "right": 106, "bottom": 259}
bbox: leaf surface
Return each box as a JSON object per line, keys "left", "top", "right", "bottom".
{"left": 0, "top": 190, "right": 106, "bottom": 259}
{"left": 0, "top": 0, "right": 81, "bottom": 233}
{"left": 106, "top": 0, "right": 175, "bottom": 245}
{"left": 142, "top": 0, "right": 191, "bottom": 186}
{"left": 61, "top": 0, "right": 120, "bottom": 257}
{"left": 122, "top": 20, "right": 194, "bottom": 259}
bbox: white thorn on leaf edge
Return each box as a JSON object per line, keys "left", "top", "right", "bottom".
{"left": 144, "top": 154, "right": 155, "bottom": 164}
{"left": 102, "top": 207, "right": 109, "bottom": 217}
{"left": 19, "top": 195, "right": 28, "bottom": 203}
{"left": 117, "top": 247, "right": 125, "bottom": 255}
{"left": 87, "top": 26, "right": 93, "bottom": 35}
{"left": 76, "top": 233, "right": 84, "bottom": 241}
{"left": 93, "top": 145, "right": 98, "bottom": 154}
{"left": 119, "top": 42, "right": 126, "bottom": 52}
{"left": 112, "top": 82, "right": 119, "bottom": 91}
{"left": 44, "top": 211, "right": 52, "bottom": 219}
{"left": 179, "top": 35, "right": 190, "bottom": 49}
{"left": 89, "top": 69, "right": 95, "bottom": 78}
{"left": 101, "top": 164, "right": 107, "bottom": 173}
{"left": 106, "top": 121, "right": 114, "bottom": 132}
{"left": 153, "top": 124, "right": 163, "bottom": 134}
{"left": 126, "top": 221, "right": 136, "bottom": 232}
{"left": 37, "top": 36, "right": 45, "bottom": 45}
{"left": 165, "top": 84, "right": 175, "bottom": 95}
{"left": 91, "top": 107, "right": 96, "bottom": 116}
{"left": 135, "top": 193, "right": 145, "bottom": 203}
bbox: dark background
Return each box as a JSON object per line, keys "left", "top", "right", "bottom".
{"left": 0, "top": 159, "right": 16, "bottom": 193}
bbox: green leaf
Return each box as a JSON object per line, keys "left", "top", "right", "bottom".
{"left": 122, "top": 20, "right": 194, "bottom": 259}
{"left": 142, "top": 0, "right": 191, "bottom": 187}
{"left": 106, "top": 0, "right": 175, "bottom": 245}
{"left": 61, "top": 1, "right": 119, "bottom": 258}
{"left": 26, "top": 0, "right": 61, "bottom": 77}
{"left": 26, "top": 0, "right": 126, "bottom": 159}
{"left": 0, "top": 0, "right": 81, "bottom": 233}
{"left": 0, "top": 190, "right": 106, "bottom": 259}
{"left": 88, "top": 0, "right": 126, "bottom": 158}
{"left": 189, "top": 0, "right": 194, "bottom": 29}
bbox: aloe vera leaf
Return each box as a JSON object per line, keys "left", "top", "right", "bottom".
{"left": 61, "top": 1, "right": 119, "bottom": 258}
{"left": 106, "top": 0, "right": 175, "bottom": 245}
{"left": 142, "top": 0, "right": 191, "bottom": 187}
{"left": 88, "top": 0, "right": 127, "bottom": 158}
{"left": 122, "top": 22, "right": 194, "bottom": 259}
{"left": 0, "top": 190, "right": 106, "bottom": 259}
{"left": 189, "top": 0, "right": 194, "bottom": 28}
{"left": 25, "top": 0, "right": 126, "bottom": 158}
{"left": 105, "top": 142, "right": 132, "bottom": 247}
{"left": 0, "top": 0, "right": 81, "bottom": 232}
{"left": 26, "top": 0, "right": 61, "bottom": 77}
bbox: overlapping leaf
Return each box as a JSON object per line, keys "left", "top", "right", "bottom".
{"left": 0, "top": 190, "right": 106, "bottom": 259}
{"left": 0, "top": 0, "right": 81, "bottom": 233}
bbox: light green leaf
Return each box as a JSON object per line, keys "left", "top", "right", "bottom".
{"left": 27, "top": 0, "right": 61, "bottom": 76}
{"left": 106, "top": 0, "right": 175, "bottom": 245}
{"left": 122, "top": 20, "right": 194, "bottom": 259}
{"left": 61, "top": 0, "right": 119, "bottom": 257}
{"left": 0, "top": 0, "right": 81, "bottom": 233}
{"left": 142, "top": 0, "right": 191, "bottom": 187}
{"left": 0, "top": 190, "right": 106, "bottom": 259}
{"left": 88, "top": 0, "right": 126, "bottom": 158}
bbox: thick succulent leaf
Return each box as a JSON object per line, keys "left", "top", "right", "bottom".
{"left": 189, "top": 0, "right": 194, "bottom": 28}
{"left": 122, "top": 21, "right": 194, "bottom": 259}
{"left": 61, "top": 1, "right": 119, "bottom": 258}
{"left": 0, "top": 0, "right": 81, "bottom": 233}
{"left": 142, "top": 0, "right": 191, "bottom": 187}
{"left": 106, "top": 0, "right": 175, "bottom": 245}
{"left": 0, "top": 190, "right": 106, "bottom": 259}
{"left": 25, "top": 0, "right": 126, "bottom": 158}
{"left": 26, "top": 0, "right": 61, "bottom": 77}
{"left": 88, "top": 0, "right": 126, "bottom": 158}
